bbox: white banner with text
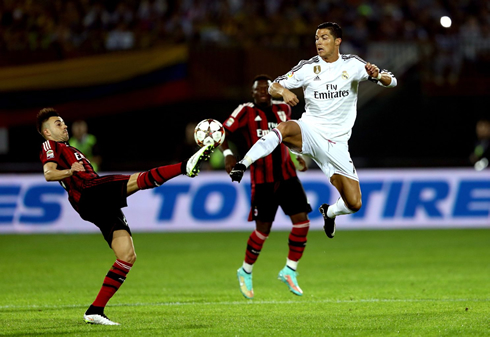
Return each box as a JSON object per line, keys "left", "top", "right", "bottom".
{"left": 0, "top": 168, "right": 489, "bottom": 234}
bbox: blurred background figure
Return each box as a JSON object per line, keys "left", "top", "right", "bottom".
{"left": 105, "top": 22, "right": 135, "bottom": 50}
{"left": 69, "top": 120, "right": 102, "bottom": 172}
{"left": 470, "top": 118, "right": 490, "bottom": 171}
{"left": 433, "top": 25, "right": 463, "bottom": 86}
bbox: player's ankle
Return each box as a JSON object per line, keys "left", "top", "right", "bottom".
{"left": 85, "top": 304, "right": 104, "bottom": 315}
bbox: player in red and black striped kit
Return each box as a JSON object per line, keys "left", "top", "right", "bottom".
{"left": 220, "top": 75, "right": 312, "bottom": 299}
{"left": 36, "top": 108, "right": 214, "bottom": 325}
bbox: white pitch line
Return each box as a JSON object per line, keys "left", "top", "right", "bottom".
{"left": 1, "top": 298, "right": 489, "bottom": 311}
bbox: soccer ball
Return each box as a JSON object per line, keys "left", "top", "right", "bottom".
{"left": 194, "top": 119, "right": 225, "bottom": 147}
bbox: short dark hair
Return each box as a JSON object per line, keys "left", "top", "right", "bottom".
{"left": 252, "top": 74, "right": 273, "bottom": 85}
{"left": 36, "top": 107, "right": 59, "bottom": 136}
{"left": 317, "top": 22, "right": 343, "bottom": 39}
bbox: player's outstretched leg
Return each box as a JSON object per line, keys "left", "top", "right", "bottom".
{"left": 229, "top": 163, "right": 246, "bottom": 182}
{"left": 278, "top": 266, "right": 303, "bottom": 296}
{"left": 186, "top": 144, "right": 214, "bottom": 177}
{"left": 237, "top": 267, "right": 254, "bottom": 299}
{"left": 319, "top": 204, "right": 336, "bottom": 238}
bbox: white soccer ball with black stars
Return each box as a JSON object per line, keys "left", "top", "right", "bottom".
{"left": 194, "top": 118, "right": 225, "bottom": 147}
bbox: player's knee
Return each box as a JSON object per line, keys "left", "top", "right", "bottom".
{"left": 129, "top": 252, "right": 137, "bottom": 264}
{"left": 276, "top": 121, "right": 294, "bottom": 138}
{"left": 121, "top": 251, "right": 137, "bottom": 264}
{"left": 256, "top": 222, "right": 272, "bottom": 235}
{"left": 347, "top": 198, "right": 362, "bottom": 213}
{"left": 277, "top": 121, "right": 302, "bottom": 151}
{"left": 276, "top": 121, "right": 288, "bottom": 135}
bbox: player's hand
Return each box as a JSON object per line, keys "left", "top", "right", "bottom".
{"left": 224, "top": 155, "right": 237, "bottom": 174}
{"left": 282, "top": 89, "right": 299, "bottom": 107}
{"left": 71, "top": 161, "right": 85, "bottom": 172}
{"left": 296, "top": 156, "right": 308, "bottom": 172}
{"left": 365, "top": 62, "right": 380, "bottom": 78}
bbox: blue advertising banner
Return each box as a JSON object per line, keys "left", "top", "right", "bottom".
{"left": 0, "top": 169, "right": 489, "bottom": 233}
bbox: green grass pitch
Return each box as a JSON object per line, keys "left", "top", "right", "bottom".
{"left": 1, "top": 228, "right": 489, "bottom": 336}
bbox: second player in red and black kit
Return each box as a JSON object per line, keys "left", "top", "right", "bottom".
{"left": 220, "top": 74, "right": 312, "bottom": 299}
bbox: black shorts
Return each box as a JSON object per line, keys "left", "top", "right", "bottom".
{"left": 249, "top": 177, "right": 312, "bottom": 222}
{"left": 78, "top": 175, "right": 132, "bottom": 247}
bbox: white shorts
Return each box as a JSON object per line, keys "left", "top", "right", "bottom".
{"left": 292, "top": 120, "right": 359, "bottom": 181}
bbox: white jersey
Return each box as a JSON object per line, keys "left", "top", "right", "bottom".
{"left": 273, "top": 54, "right": 396, "bottom": 142}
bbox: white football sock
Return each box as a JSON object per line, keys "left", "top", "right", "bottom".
{"left": 242, "top": 262, "right": 253, "bottom": 274}
{"left": 240, "top": 129, "right": 282, "bottom": 168}
{"left": 286, "top": 258, "right": 298, "bottom": 271}
{"left": 327, "top": 198, "right": 355, "bottom": 218}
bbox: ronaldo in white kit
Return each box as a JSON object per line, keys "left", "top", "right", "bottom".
{"left": 230, "top": 22, "right": 397, "bottom": 238}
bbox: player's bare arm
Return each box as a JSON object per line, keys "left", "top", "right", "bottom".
{"left": 269, "top": 83, "right": 299, "bottom": 106}
{"left": 43, "top": 161, "right": 85, "bottom": 181}
{"left": 365, "top": 62, "right": 393, "bottom": 86}
{"left": 220, "top": 138, "right": 237, "bottom": 174}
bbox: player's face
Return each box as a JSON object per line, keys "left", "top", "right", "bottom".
{"left": 252, "top": 79, "right": 272, "bottom": 106}
{"left": 315, "top": 28, "right": 341, "bottom": 60}
{"left": 45, "top": 116, "right": 69, "bottom": 142}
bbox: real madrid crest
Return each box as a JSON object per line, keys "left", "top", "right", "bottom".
{"left": 314, "top": 65, "right": 321, "bottom": 74}
{"left": 342, "top": 70, "right": 349, "bottom": 80}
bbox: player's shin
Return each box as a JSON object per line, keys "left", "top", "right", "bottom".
{"left": 241, "top": 129, "right": 282, "bottom": 167}
{"left": 243, "top": 229, "right": 268, "bottom": 271}
{"left": 87, "top": 259, "right": 133, "bottom": 314}
{"left": 287, "top": 221, "right": 310, "bottom": 268}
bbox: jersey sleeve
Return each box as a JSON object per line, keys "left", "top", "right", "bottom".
{"left": 359, "top": 62, "right": 370, "bottom": 82}
{"left": 223, "top": 103, "right": 253, "bottom": 133}
{"left": 352, "top": 54, "right": 397, "bottom": 88}
{"left": 273, "top": 60, "right": 306, "bottom": 89}
{"left": 39, "top": 140, "right": 59, "bottom": 166}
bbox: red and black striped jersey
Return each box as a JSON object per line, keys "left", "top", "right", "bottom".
{"left": 223, "top": 102, "right": 297, "bottom": 185}
{"left": 40, "top": 140, "right": 98, "bottom": 211}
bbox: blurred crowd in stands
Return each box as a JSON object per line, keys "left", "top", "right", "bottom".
{"left": 0, "top": 0, "right": 489, "bottom": 61}
{"left": 1, "top": 1, "right": 488, "bottom": 170}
